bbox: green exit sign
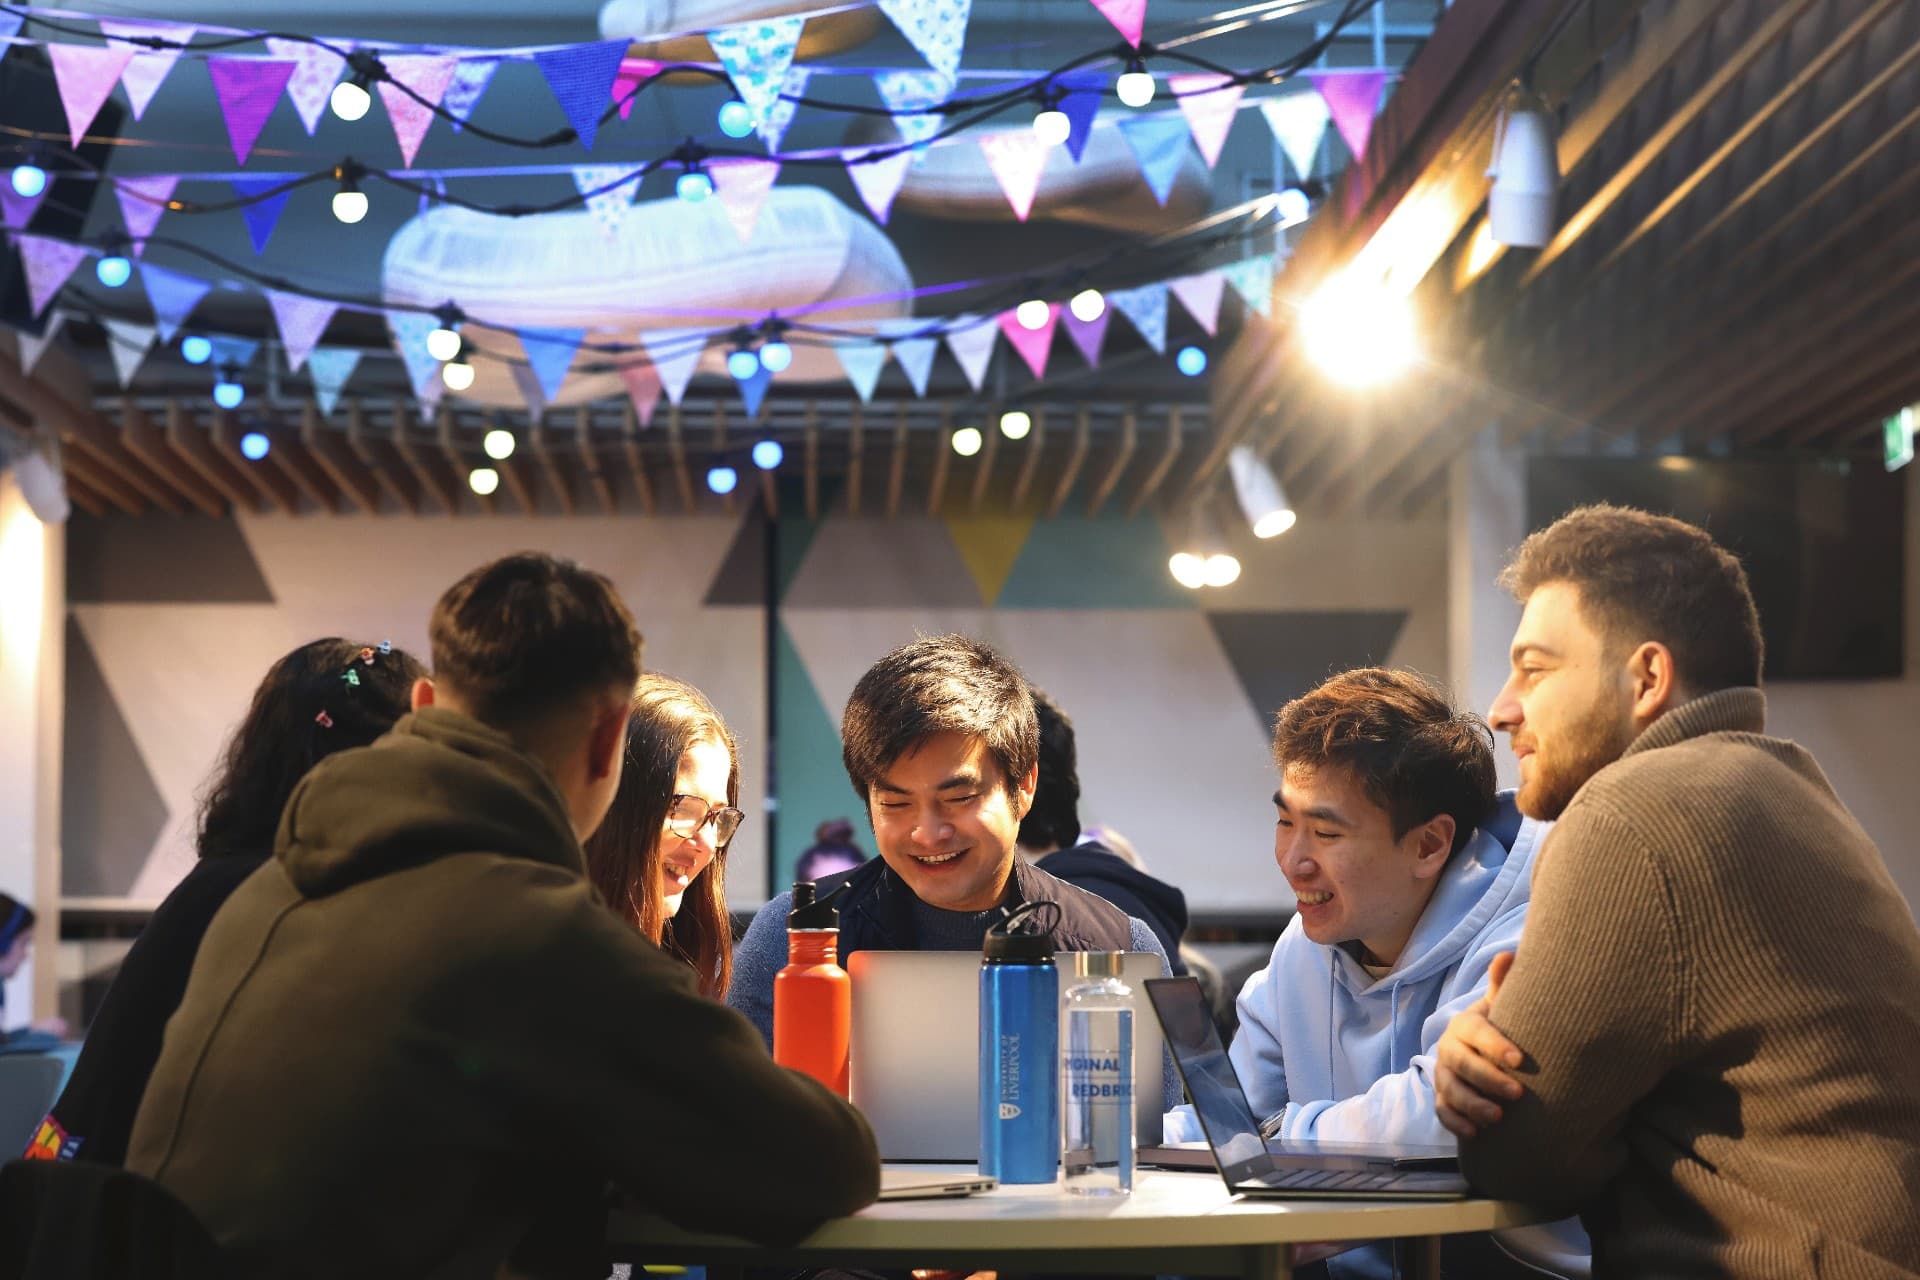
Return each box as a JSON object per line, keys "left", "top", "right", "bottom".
{"left": 1888, "top": 407, "right": 1915, "bottom": 473}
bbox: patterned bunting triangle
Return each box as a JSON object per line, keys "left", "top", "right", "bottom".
{"left": 99, "top": 21, "right": 196, "bottom": 121}
{"left": 711, "top": 159, "right": 781, "bottom": 243}
{"left": 978, "top": 130, "right": 1053, "bottom": 221}
{"left": 847, "top": 151, "right": 913, "bottom": 225}
{"left": 114, "top": 175, "right": 179, "bottom": 257}
{"left": 1260, "top": 92, "right": 1329, "bottom": 181}
{"left": 230, "top": 176, "right": 293, "bottom": 254}
{"left": 641, "top": 329, "right": 709, "bottom": 406}
{"left": 737, "top": 362, "right": 773, "bottom": 420}
{"left": 1062, "top": 308, "right": 1109, "bottom": 367}
{"left": 138, "top": 262, "right": 212, "bottom": 342}
{"left": 306, "top": 348, "right": 361, "bottom": 417}
{"left": 444, "top": 57, "right": 500, "bottom": 131}
{"left": 14, "top": 235, "right": 88, "bottom": 317}
{"left": 521, "top": 329, "right": 586, "bottom": 405}
{"left": 1117, "top": 114, "right": 1189, "bottom": 206}
{"left": 1170, "top": 72, "right": 1245, "bottom": 168}
{"left": 266, "top": 290, "right": 340, "bottom": 373}
{"left": 533, "top": 39, "right": 631, "bottom": 151}
{"left": 620, "top": 362, "right": 662, "bottom": 428}
{"left": 1169, "top": 270, "right": 1226, "bottom": 335}
{"left": 1221, "top": 255, "right": 1274, "bottom": 317}
{"left": 708, "top": 17, "right": 804, "bottom": 128}
{"left": 265, "top": 37, "right": 349, "bottom": 136}
{"left": 889, "top": 329, "right": 940, "bottom": 397}
{"left": 389, "top": 311, "right": 444, "bottom": 398}
{"left": 1107, "top": 282, "right": 1167, "bottom": 353}
{"left": 573, "top": 164, "right": 644, "bottom": 238}
{"left": 47, "top": 43, "right": 136, "bottom": 148}
{"left": 102, "top": 318, "right": 157, "bottom": 388}
{"left": 836, "top": 344, "right": 889, "bottom": 403}
{"left": 757, "top": 67, "right": 811, "bottom": 153}
{"left": 377, "top": 55, "right": 458, "bottom": 167}
{"left": 997, "top": 305, "right": 1059, "bottom": 379}
{"left": 1089, "top": 0, "right": 1147, "bottom": 46}
{"left": 877, "top": 0, "right": 972, "bottom": 83}
{"left": 1308, "top": 69, "right": 1387, "bottom": 164}
{"left": 874, "top": 69, "right": 952, "bottom": 156}
{"left": 206, "top": 57, "right": 296, "bottom": 165}
{"left": 944, "top": 316, "right": 998, "bottom": 391}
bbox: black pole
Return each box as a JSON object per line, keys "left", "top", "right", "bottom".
{"left": 762, "top": 498, "right": 780, "bottom": 900}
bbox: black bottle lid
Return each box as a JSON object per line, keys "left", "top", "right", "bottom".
{"left": 787, "top": 879, "right": 849, "bottom": 930}
{"left": 982, "top": 899, "right": 1061, "bottom": 963}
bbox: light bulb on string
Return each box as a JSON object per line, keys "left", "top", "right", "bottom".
{"left": 239, "top": 431, "right": 271, "bottom": 461}
{"left": 96, "top": 254, "right": 131, "bottom": 288}
{"left": 707, "top": 465, "right": 738, "bottom": 495}
{"left": 330, "top": 74, "right": 372, "bottom": 122}
{"left": 212, "top": 371, "right": 244, "bottom": 410}
{"left": 9, "top": 163, "right": 47, "bottom": 199}
{"left": 759, "top": 338, "right": 792, "bottom": 374}
{"left": 469, "top": 466, "right": 500, "bottom": 496}
{"left": 1177, "top": 345, "right": 1208, "bottom": 376}
{"left": 441, "top": 355, "right": 475, "bottom": 392}
{"left": 1014, "top": 299, "right": 1050, "bottom": 331}
{"left": 1115, "top": 61, "right": 1155, "bottom": 108}
{"left": 999, "top": 410, "right": 1031, "bottom": 440}
{"left": 727, "top": 347, "right": 760, "bottom": 380}
{"left": 483, "top": 429, "right": 516, "bottom": 461}
{"left": 752, "top": 439, "right": 784, "bottom": 470}
{"left": 676, "top": 163, "right": 714, "bottom": 203}
{"left": 1275, "top": 186, "right": 1312, "bottom": 226}
{"left": 1033, "top": 105, "right": 1071, "bottom": 147}
{"left": 180, "top": 335, "right": 212, "bottom": 365}
{"left": 1068, "top": 289, "right": 1105, "bottom": 323}
{"left": 717, "top": 99, "right": 755, "bottom": 138}
{"left": 331, "top": 166, "right": 368, "bottom": 224}
{"left": 951, "top": 426, "right": 983, "bottom": 457}
{"left": 425, "top": 307, "right": 463, "bottom": 363}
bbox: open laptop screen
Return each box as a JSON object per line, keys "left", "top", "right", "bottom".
{"left": 1144, "top": 976, "right": 1277, "bottom": 1188}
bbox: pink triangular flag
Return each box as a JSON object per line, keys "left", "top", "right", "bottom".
{"left": 710, "top": 158, "right": 780, "bottom": 243}
{"left": 1308, "top": 70, "right": 1387, "bottom": 164}
{"left": 266, "top": 37, "right": 349, "bottom": 135}
{"left": 114, "top": 174, "right": 179, "bottom": 257}
{"left": 1169, "top": 72, "right": 1245, "bottom": 169}
{"left": 1169, "top": 271, "right": 1226, "bottom": 335}
{"left": 99, "top": 21, "right": 196, "bottom": 121}
{"left": 377, "top": 55, "right": 458, "bottom": 167}
{"left": 847, "top": 151, "right": 912, "bottom": 225}
{"left": 611, "top": 58, "right": 665, "bottom": 121}
{"left": 1088, "top": 0, "right": 1146, "bottom": 46}
{"left": 14, "top": 235, "right": 89, "bottom": 317}
{"left": 266, "top": 290, "right": 340, "bottom": 373}
{"left": 945, "top": 316, "right": 999, "bottom": 391}
{"left": 640, "top": 329, "right": 709, "bottom": 406}
{"left": 977, "top": 131, "right": 1054, "bottom": 222}
{"left": 997, "top": 305, "right": 1059, "bottom": 379}
{"left": 620, "top": 362, "right": 661, "bottom": 428}
{"left": 47, "top": 44, "right": 136, "bottom": 148}
{"left": 1062, "top": 308, "right": 1109, "bottom": 367}
{"left": 206, "top": 58, "right": 297, "bottom": 165}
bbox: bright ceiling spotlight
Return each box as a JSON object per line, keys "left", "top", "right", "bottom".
{"left": 1488, "top": 87, "right": 1559, "bottom": 249}
{"left": 483, "top": 428, "right": 516, "bottom": 461}
{"left": 330, "top": 74, "right": 372, "bottom": 122}
{"left": 1275, "top": 186, "right": 1312, "bottom": 227}
{"left": 95, "top": 254, "right": 131, "bottom": 288}
{"left": 1014, "top": 299, "right": 1051, "bottom": 331}
{"left": 9, "top": 163, "right": 48, "bottom": 199}
{"left": 999, "top": 410, "right": 1031, "bottom": 441}
{"left": 1203, "top": 553, "right": 1242, "bottom": 587}
{"left": 951, "top": 426, "right": 983, "bottom": 457}
{"left": 1301, "top": 273, "right": 1417, "bottom": 387}
{"left": 1176, "top": 345, "right": 1207, "bottom": 377}
{"left": 707, "top": 465, "right": 739, "bottom": 495}
{"left": 1168, "top": 552, "right": 1206, "bottom": 590}
{"left": 1033, "top": 106, "right": 1071, "bottom": 147}
{"left": 426, "top": 307, "right": 463, "bottom": 362}
{"left": 1115, "top": 61, "right": 1155, "bottom": 109}
{"left": 180, "top": 335, "right": 213, "bottom": 365}
{"left": 239, "top": 431, "right": 270, "bottom": 461}
{"left": 1171, "top": 501, "right": 1234, "bottom": 589}
{"left": 331, "top": 167, "right": 368, "bottom": 224}
{"left": 752, "top": 439, "right": 784, "bottom": 470}
{"left": 1068, "top": 288, "right": 1105, "bottom": 323}
{"left": 468, "top": 466, "right": 500, "bottom": 496}
{"left": 717, "top": 99, "right": 755, "bottom": 138}
{"left": 1227, "top": 444, "right": 1295, "bottom": 538}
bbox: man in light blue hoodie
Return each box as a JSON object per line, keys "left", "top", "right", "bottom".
{"left": 1166, "top": 667, "right": 1583, "bottom": 1279}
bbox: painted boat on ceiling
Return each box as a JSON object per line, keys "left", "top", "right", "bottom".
{"left": 382, "top": 186, "right": 914, "bottom": 409}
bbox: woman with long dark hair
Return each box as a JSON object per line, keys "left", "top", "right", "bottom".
{"left": 25, "top": 638, "right": 423, "bottom": 1164}
{"left": 582, "top": 673, "right": 739, "bottom": 1000}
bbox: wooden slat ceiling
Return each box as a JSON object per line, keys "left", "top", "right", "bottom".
{"left": 1203, "top": 0, "right": 1920, "bottom": 521}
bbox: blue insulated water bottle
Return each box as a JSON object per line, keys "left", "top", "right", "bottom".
{"left": 980, "top": 901, "right": 1061, "bottom": 1184}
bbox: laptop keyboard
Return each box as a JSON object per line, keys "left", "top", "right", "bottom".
{"left": 1248, "top": 1168, "right": 1418, "bottom": 1193}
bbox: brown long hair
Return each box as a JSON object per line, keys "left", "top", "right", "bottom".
{"left": 582, "top": 674, "right": 737, "bottom": 999}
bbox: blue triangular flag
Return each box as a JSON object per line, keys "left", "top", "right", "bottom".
{"left": 708, "top": 17, "right": 804, "bottom": 128}
{"left": 1057, "top": 73, "right": 1105, "bottom": 163}
{"left": 533, "top": 39, "right": 629, "bottom": 151}
{"left": 389, "top": 311, "right": 442, "bottom": 395}
{"left": 230, "top": 176, "right": 292, "bottom": 254}
{"left": 0, "top": 14, "right": 23, "bottom": 58}
{"left": 1107, "top": 282, "right": 1168, "bottom": 354}
{"left": 443, "top": 58, "right": 498, "bottom": 132}
{"left": 890, "top": 332, "right": 939, "bottom": 397}
{"left": 737, "top": 362, "right": 772, "bottom": 419}
{"left": 138, "top": 262, "right": 212, "bottom": 343}
{"left": 1222, "top": 254, "right": 1275, "bottom": 317}
{"left": 207, "top": 335, "right": 259, "bottom": 368}
{"left": 836, "top": 343, "right": 888, "bottom": 403}
{"left": 306, "top": 346, "right": 361, "bottom": 416}
{"left": 1117, "top": 114, "right": 1190, "bottom": 207}
{"left": 521, "top": 328, "right": 585, "bottom": 404}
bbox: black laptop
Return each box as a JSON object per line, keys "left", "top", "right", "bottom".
{"left": 1144, "top": 976, "right": 1470, "bottom": 1200}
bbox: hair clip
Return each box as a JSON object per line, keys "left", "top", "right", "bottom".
{"left": 315, "top": 710, "right": 334, "bottom": 728}
{"left": 359, "top": 647, "right": 376, "bottom": 665}
{"left": 343, "top": 669, "right": 360, "bottom": 688}
{"left": 378, "top": 639, "right": 392, "bottom": 655}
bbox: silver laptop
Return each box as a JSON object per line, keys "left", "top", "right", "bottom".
{"left": 878, "top": 1168, "right": 997, "bottom": 1200}
{"left": 1145, "top": 976, "right": 1468, "bottom": 1199}
{"left": 849, "top": 950, "right": 1166, "bottom": 1161}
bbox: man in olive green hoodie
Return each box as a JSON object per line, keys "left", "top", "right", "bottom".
{"left": 129, "top": 553, "right": 879, "bottom": 1278}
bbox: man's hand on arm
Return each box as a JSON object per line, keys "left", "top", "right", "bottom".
{"left": 1434, "top": 951, "right": 1525, "bottom": 1140}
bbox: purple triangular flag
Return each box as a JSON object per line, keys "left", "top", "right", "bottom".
{"left": 945, "top": 316, "right": 998, "bottom": 391}
{"left": 1, "top": 183, "right": 45, "bottom": 232}
{"left": 522, "top": 328, "right": 586, "bottom": 404}
{"left": 641, "top": 329, "right": 709, "bottom": 406}
{"left": 1169, "top": 270, "right": 1226, "bottom": 335}
{"left": 207, "top": 57, "right": 297, "bottom": 165}
{"left": 265, "top": 37, "right": 348, "bottom": 136}
{"left": 138, "top": 262, "right": 212, "bottom": 342}
{"left": 114, "top": 174, "right": 179, "bottom": 256}
{"left": 997, "top": 305, "right": 1059, "bottom": 379}
{"left": 1062, "top": 308, "right": 1109, "bottom": 367}
{"left": 230, "top": 176, "right": 292, "bottom": 254}
{"left": 1117, "top": 114, "right": 1189, "bottom": 206}
{"left": 306, "top": 348, "right": 361, "bottom": 417}
{"left": 266, "top": 289, "right": 339, "bottom": 373}
{"left": 1170, "top": 72, "right": 1244, "bottom": 169}
{"left": 620, "top": 363, "right": 661, "bottom": 428}
{"left": 737, "top": 362, "right": 773, "bottom": 419}
{"left": 836, "top": 343, "right": 889, "bottom": 403}
{"left": 1057, "top": 74, "right": 1104, "bottom": 164}
{"left": 47, "top": 44, "right": 135, "bottom": 148}
{"left": 533, "top": 39, "right": 630, "bottom": 151}
{"left": 14, "top": 235, "right": 88, "bottom": 316}
{"left": 100, "top": 21, "right": 196, "bottom": 121}
{"left": 1308, "top": 69, "right": 1387, "bottom": 164}
{"left": 848, "top": 151, "right": 913, "bottom": 225}
{"left": 442, "top": 57, "right": 498, "bottom": 133}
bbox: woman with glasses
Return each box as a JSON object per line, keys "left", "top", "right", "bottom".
{"left": 583, "top": 673, "right": 742, "bottom": 1000}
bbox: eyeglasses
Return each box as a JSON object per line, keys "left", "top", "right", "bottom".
{"left": 666, "top": 794, "right": 745, "bottom": 846}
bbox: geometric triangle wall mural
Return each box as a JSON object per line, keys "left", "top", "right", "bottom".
{"left": 771, "top": 617, "right": 857, "bottom": 892}
{"left": 61, "top": 617, "right": 171, "bottom": 896}
{"left": 1204, "top": 609, "right": 1409, "bottom": 727}
{"left": 997, "top": 513, "right": 1195, "bottom": 609}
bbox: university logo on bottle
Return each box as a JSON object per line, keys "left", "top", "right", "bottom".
{"left": 999, "top": 1102, "right": 1021, "bottom": 1119}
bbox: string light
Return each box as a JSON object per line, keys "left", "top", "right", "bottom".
{"left": 1068, "top": 289, "right": 1105, "bottom": 322}
{"left": 330, "top": 72, "right": 373, "bottom": 123}
{"left": 95, "top": 253, "right": 131, "bottom": 288}
{"left": 180, "top": 336, "right": 212, "bottom": 365}
{"left": 426, "top": 306, "right": 464, "bottom": 363}
{"left": 469, "top": 466, "right": 500, "bottom": 496}
{"left": 10, "top": 163, "right": 48, "bottom": 198}
{"left": 717, "top": 100, "right": 755, "bottom": 139}
{"left": 676, "top": 161, "right": 714, "bottom": 203}
{"left": 239, "top": 431, "right": 270, "bottom": 461}
{"left": 483, "top": 428, "right": 516, "bottom": 460}
{"left": 727, "top": 346, "right": 760, "bottom": 380}
{"left": 1177, "top": 345, "right": 1208, "bottom": 376}
{"left": 707, "top": 465, "right": 738, "bottom": 495}
{"left": 440, "top": 350, "right": 475, "bottom": 391}
{"left": 331, "top": 167, "right": 368, "bottom": 224}
{"left": 999, "top": 410, "right": 1032, "bottom": 440}
{"left": 1115, "top": 60, "right": 1156, "bottom": 108}
{"left": 1275, "top": 186, "right": 1312, "bottom": 226}
{"left": 212, "top": 370, "right": 244, "bottom": 409}
{"left": 1032, "top": 97, "right": 1071, "bottom": 147}
{"left": 758, "top": 331, "right": 793, "bottom": 373}
{"left": 1014, "top": 299, "right": 1051, "bottom": 330}
{"left": 752, "top": 439, "right": 784, "bottom": 470}
{"left": 952, "top": 426, "right": 983, "bottom": 456}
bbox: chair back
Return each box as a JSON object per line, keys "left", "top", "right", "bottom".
{"left": 0, "top": 1057, "right": 62, "bottom": 1159}
{"left": 0, "top": 1159, "right": 229, "bottom": 1280}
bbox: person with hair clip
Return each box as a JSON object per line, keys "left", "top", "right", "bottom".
{"left": 582, "top": 673, "right": 742, "bottom": 1000}
{"left": 23, "top": 639, "right": 425, "bottom": 1164}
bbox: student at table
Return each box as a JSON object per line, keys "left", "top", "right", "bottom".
{"left": 0, "top": 894, "right": 67, "bottom": 1050}
{"left": 1435, "top": 505, "right": 1920, "bottom": 1275}
{"left": 127, "top": 553, "right": 878, "bottom": 1279}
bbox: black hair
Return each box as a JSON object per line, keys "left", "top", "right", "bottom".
{"left": 840, "top": 635, "right": 1037, "bottom": 800}
{"left": 1018, "top": 687, "right": 1082, "bottom": 851}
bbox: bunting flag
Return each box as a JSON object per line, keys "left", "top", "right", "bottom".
{"left": 534, "top": 39, "right": 631, "bottom": 151}
{"left": 1221, "top": 254, "right": 1274, "bottom": 316}
{"left": 18, "top": 312, "right": 69, "bottom": 377}
{"left": 522, "top": 328, "right": 586, "bottom": 405}
{"left": 114, "top": 174, "right": 179, "bottom": 256}
{"left": 1107, "top": 282, "right": 1167, "bottom": 353}
{"left": 737, "top": 362, "right": 773, "bottom": 419}
{"left": 306, "top": 347, "right": 361, "bottom": 417}
{"left": 978, "top": 130, "right": 1053, "bottom": 221}
{"left": 711, "top": 158, "right": 781, "bottom": 243}
{"left": 389, "top": 311, "right": 443, "bottom": 398}
{"left": 265, "top": 37, "right": 348, "bottom": 135}
{"left": 100, "top": 20, "right": 196, "bottom": 120}
{"left": 508, "top": 363, "right": 546, "bottom": 417}
{"left": 890, "top": 330, "right": 940, "bottom": 397}
{"left": 206, "top": 336, "right": 259, "bottom": 368}
{"left": 1057, "top": 74, "right": 1105, "bottom": 164}
{"left": 47, "top": 43, "right": 136, "bottom": 148}
{"left": 836, "top": 344, "right": 889, "bottom": 403}
{"left": 847, "top": 150, "right": 913, "bottom": 225}
{"left": 756, "top": 66, "right": 811, "bottom": 153}
{"left": 641, "top": 329, "right": 708, "bottom": 406}
{"left": 206, "top": 57, "right": 296, "bottom": 165}
{"left": 102, "top": 318, "right": 157, "bottom": 388}
{"left": 416, "top": 366, "right": 445, "bottom": 414}
{"left": 1260, "top": 91, "right": 1330, "bottom": 180}
{"left": 13, "top": 235, "right": 88, "bottom": 316}
{"left": 573, "top": 164, "right": 644, "bottom": 238}
{"left": 376, "top": 55, "right": 457, "bottom": 167}
{"left": 877, "top": 0, "right": 971, "bottom": 83}
{"left": 944, "top": 316, "right": 998, "bottom": 391}
{"left": 609, "top": 58, "right": 663, "bottom": 121}
{"left": 230, "top": 176, "right": 293, "bottom": 253}
{"left": 708, "top": 17, "right": 805, "bottom": 127}
{"left": 1170, "top": 72, "right": 1245, "bottom": 168}
{"left": 444, "top": 56, "right": 500, "bottom": 130}
{"left": 138, "top": 262, "right": 212, "bottom": 341}
{"left": 1, "top": 183, "right": 45, "bottom": 231}
{"left": 997, "top": 305, "right": 1059, "bottom": 379}
{"left": 1169, "top": 270, "right": 1226, "bottom": 335}
{"left": 620, "top": 361, "right": 661, "bottom": 428}
{"left": 1117, "top": 114, "right": 1189, "bottom": 206}
{"left": 1308, "top": 69, "right": 1387, "bottom": 164}
{"left": 874, "top": 69, "right": 952, "bottom": 156}
{"left": 266, "top": 290, "right": 339, "bottom": 373}
{"left": 1089, "top": 0, "right": 1147, "bottom": 44}
{"left": 1062, "top": 307, "right": 1109, "bottom": 367}
{"left": 0, "top": 13, "right": 21, "bottom": 55}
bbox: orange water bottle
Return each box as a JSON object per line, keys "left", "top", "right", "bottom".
{"left": 773, "top": 880, "right": 852, "bottom": 1096}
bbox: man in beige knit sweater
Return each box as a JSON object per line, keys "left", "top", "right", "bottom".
{"left": 1434, "top": 505, "right": 1920, "bottom": 1278}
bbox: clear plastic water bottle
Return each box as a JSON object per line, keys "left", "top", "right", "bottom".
{"left": 1062, "top": 951, "right": 1134, "bottom": 1196}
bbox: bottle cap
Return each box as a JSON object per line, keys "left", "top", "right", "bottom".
{"left": 787, "top": 879, "right": 849, "bottom": 930}
{"left": 983, "top": 900, "right": 1060, "bottom": 962}
{"left": 1072, "top": 950, "right": 1125, "bottom": 979}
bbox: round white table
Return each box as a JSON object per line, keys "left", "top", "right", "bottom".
{"left": 608, "top": 1166, "right": 1556, "bottom": 1279}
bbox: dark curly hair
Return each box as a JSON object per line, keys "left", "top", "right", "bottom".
{"left": 841, "top": 635, "right": 1037, "bottom": 802}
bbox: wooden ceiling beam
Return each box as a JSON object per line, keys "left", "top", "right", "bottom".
{"left": 846, "top": 403, "right": 865, "bottom": 517}
{"left": 257, "top": 410, "right": 341, "bottom": 514}
{"left": 392, "top": 406, "right": 461, "bottom": 515}
{"left": 1047, "top": 409, "right": 1091, "bottom": 519}
{"left": 347, "top": 401, "right": 419, "bottom": 514}
{"left": 59, "top": 444, "right": 143, "bottom": 514}
{"left": 1126, "top": 408, "right": 1182, "bottom": 517}
{"left": 1009, "top": 407, "right": 1047, "bottom": 513}
{"left": 300, "top": 404, "right": 381, "bottom": 514}
{"left": 1744, "top": 299, "right": 1920, "bottom": 447}
{"left": 61, "top": 468, "right": 106, "bottom": 517}
{"left": 969, "top": 405, "right": 1000, "bottom": 514}
{"left": 926, "top": 407, "right": 952, "bottom": 517}
{"left": 119, "top": 399, "right": 224, "bottom": 516}
{"left": 525, "top": 412, "right": 574, "bottom": 516}
{"left": 210, "top": 411, "right": 302, "bottom": 515}
{"left": 1085, "top": 409, "right": 1137, "bottom": 517}
{"left": 167, "top": 402, "right": 260, "bottom": 514}
{"left": 437, "top": 408, "right": 490, "bottom": 515}
{"left": 620, "top": 401, "right": 657, "bottom": 517}
{"left": 885, "top": 403, "right": 908, "bottom": 520}
{"left": 579, "top": 406, "right": 617, "bottom": 515}
{"left": 0, "top": 347, "right": 174, "bottom": 513}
